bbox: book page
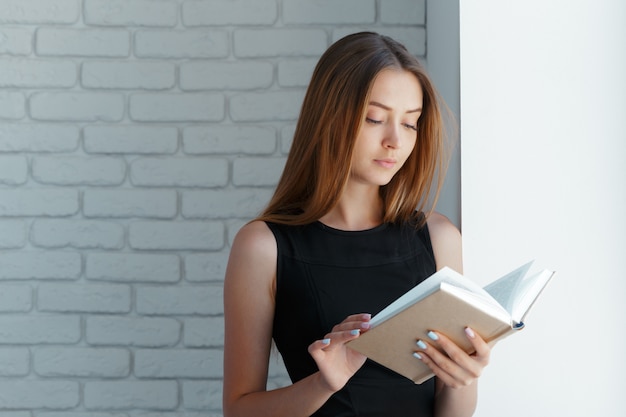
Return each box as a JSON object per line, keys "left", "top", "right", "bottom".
{"left": 509, "top": 269, "right": 555, "bottom": 323}
{"left": 483, "top": 261, "right": 534, "bottom": 316}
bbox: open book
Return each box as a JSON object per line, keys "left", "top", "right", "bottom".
{"left": 347, "top": 261, "right": 554, "bottom": 384}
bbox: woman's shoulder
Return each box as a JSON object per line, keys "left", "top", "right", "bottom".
{"left": 426, "top": 211, "right": 463, "bottom": 272}
{"left": 228, "top": 221, "right": 277, "bottom": 274}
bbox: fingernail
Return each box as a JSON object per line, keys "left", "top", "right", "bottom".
{"left": 360, "top": 322, "right": 371, "bottom": 330}
{"left": 322, "top": 338, "right": 331, "bottom": 345}
{"left": 350, "top": 329, "right": 360, "bottom": 336}
{"left": 416, "top": 340, "right": 427, "bottom": 349}
{"left": 413, "top": 352, "right": 423, "bottom": 360}
{"left": 427, "top": 331, "right": 439, "bottom": 341}
{"left": 465, "top": 327, "right": 475, "bottom": 338}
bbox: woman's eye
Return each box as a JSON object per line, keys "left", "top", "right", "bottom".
{"left": 366, "top": 117, "right": 383, "bottom": 125}
{"left": 403, "top": 123, "right": 418, "bottom": 131}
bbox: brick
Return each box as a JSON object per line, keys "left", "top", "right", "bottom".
{"left": 130, "top": 413, "right": 210, "bottom": 417}
{"left": 130, "top": 93, "right": 224, "bottom": 122}
{"left": 380, "top": 0, "right": 426, "bottom": 25}
{"left": 0, "top": 155, "right": 27, "bottom": 185}
{"left": 0, "top": 348, "right": 29, "bottom": 376}
{"left": 84, "top": 0, "right": 178, "bottom": 27}
{"left": 31, "top": 219, "right": 125, "bottom": 249}
{"left": 84, "top": 125, "right": 178, "bottom": 154}
{"left": 183, "top": 125, "right": 275, "bottom": 155}
{"left": 230, "top": 90, "right": 305, "bottom": 121}
{"left": 234, "top": 29, "right": 326, "bottom": 57}
{"left": 0, "top": 252, "right": 81, "bottom": 280}
{"left": 84, "top": 381, "right": 178, "bottom": 410}
{"left": 283, "top": 0, "right": 375, "bottom": 24}
{"left": 0, "top": 124, "right": 79, "bottom": 152}
{"left": 86, "top": 316, "right": 180, "bottom": 347}
{"left": 0, "top": 381, "right": 79, "bottom": 409}
{"left": 180, "top": 61, "right": 273, "bottom": 91}
{"left": 184, "top": 251, "right": 229, "bottom": 282}
{"left": 0, "top": 189, "right": 78, "bottom": 217}
{"left": 0, "top": 316, "right": 80, "bottom": 344}
{"left": 130, "top": 157, "right": 228, "bottom": 187}
{"left": 183, "top": 317, "right": 224, "bottom": 347}
{"left": 182, "top": 189, "right": 272, "bottom": 219}
{"left": 135, "top": 349, "right": 222, "bottom": 378}
{"left": 0, "top": 0, "right": 79, "bottom": 24}
{"left": 84, "top": 189, "right": 177, "bottom": 219}
{"left": 0, "top": 59, "right": 76, "bottom": 88}
{"left": 0, "top": 91, "right": 25, "bottom": 120}
{"left": 233, "top": 157, "right": 286, "bottom": 186}
{"left": 136, "top": 284, "right": 222, "bottom": 315}
{"left": 30, "top": 92, "right": 124, "bottom": 122}
{"left": 82, "top": 61, "right": 175, "bottom": 90}
{"left": 32, "top": 156, "right": 126, "bottom": 186}
{"left": 86, "top": 253, "right": 180, "bottom": 283}
{"left": 183, "top": 380, "right": 221, "bottom": 410}
{"left": 36, "top": 28, "right": 130, "bottom": 57}
{"left": 129, "top": 221, "right": 224, "bottom": 250}
{"left": 0, "top": 27, "right": 32, "bottom": 55}
{"left": 0, "top": 220, "right": 27, "bottom": 249}
{"left": 333, "top": 27, "right": 426, "bottom": 57}
{"left": 278, "top": 59, "right": 317, "bottom": 87}
{"left": 34, "top": 347, "right": 130, "bottom": 378}
{"left": 182, "top": 0, "right": 277, "bottom": 26}
{"left": 135, "top": 30, "right": 228, "bottom": 58}
{"left": 38, "top": 414, "right": 129, "bottom": 417}
{"left": 38, "top": 283, "right": 131, "bottom": 313}
{"left": 281, "top": 124, "right": 296, "bottom": 154}
{"left": 0, "top": 284, "right": 32, "bottom": 313}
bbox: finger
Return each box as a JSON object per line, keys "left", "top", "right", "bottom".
{"left": 414, "top": 339, "right": 475, "bottom": 386}
{"left": 422, "top": 331, "right": 484, "bottom": 379}
{"left": 415, "top": 350, "right": 474, "bottom": 388}
{"left": 464, "top": 327, "right": 491, "bottom": 365}
{"left": 331, "top": 314, "right": 371, "bottom": 332}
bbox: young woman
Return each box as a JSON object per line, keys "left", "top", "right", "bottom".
{"left": 223, "top": 32, "right": 491, "bottom": 417}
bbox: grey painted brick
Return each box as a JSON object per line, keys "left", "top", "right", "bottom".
{"left": 129, "top": 93, "right": 224, "bottom": 122}
{"left": 36, "top": 27, "right": 130, "bottom": 57}
{"left": 38, "top": 414, "right": 129, "bottom": 417}
{"left": 180, "top": 61, "right": 273, "bottom": 91}
{"left": 233, "top": 157, "right": 286, "bottom": 186}
{"left": 0, "top": 380, "right": 79, "bottom": 409}
{"left": 0, "top": 59, "right": 76, "bottom": 88}
{"left": 380, "top": 0, "right": 426, "bottom": 25}
{"left": 333, "top": 27, "right": 426, "bottom": 57}
{"left": 183, "top": 125, "right": 276, "bottom": 155}
{"left": 0, "top": 155, "right": 28, "bottom": 185}
{"left": 82, "top": 61, "right": 176, "bottom": 90}
{"left": 0, "top": 0, "right": 79, "bottom": 24}
{"left": 230, "top": 90, "right": 304, "bottom": 122}
{"left": 184, "top": 251, "right": 228, "bottom": 282}
{"left": 281, "top": 124, "right": 296, "bottom": 153}
{"left": 84, "top": 189, "right": 177, "bottom": 219}
{"left": 136, "top": 284, "right": 222, "bottom": 315}
{"left": 0, "top": 411, "right": 32, "bottom": 417}
{"left": 130, "top": 157, "right": 228, "bottom": 187}
{"left": 0, "top": 284, "right": 32, "bottom": 312}
{"left": 0, "top": 316, "right": 80, "bottom": 344}
{"left": 0, "top": 348, "right": 29, "bottom": 376}
{"left": 0, "top": 251, "right": 81, "bottom": 280}
{"left": 183, "top": 380, "right": 221, "bottom": 410}
{"left": 0, "top": 124, "right": 79, "bottom": 152}
{"left": 182, "top": 0, "right": 277, "bottom": 26}
{"left": 183, "top": 317, "right": 224, "bottom": 347}
{"left": 84, "top": 0, "right": 178, "bottom": 27}
{"left": 0, "top": 189, "right": 78, "bottom": 217}
{"left": 0, "top": 219, "right": 26, "bottom": 250}
{"left": 84, "top": 381, "right": 178, "bottom": 410}
{"left": 0, "top": 91, "right": 26, "bottom": 120}
{"left": 86, "top": 316, "right": 180, "bottom": 347}
{"left": 32, "top": 156, "right": 126, "bottom": 186}
{"left": 86, "top": 253, "right": 180, "bottom": 283}
{"left": 84, "top": 125, "right": 178, "bottom": 155}
{"left": 277, "top": 59, "right": 317, "bottom": 87}
{"left": 135, "top": 349, "right": 222, "bottom": 378}
{"left": 31, "top": 219, "right": 125, "bottom": 249}
{"left": 182, "top": 189, "right": 272, "bottom": 219}
{"left": 135, "top": 30, "right": 228, "bottom": 58}
{"left": 38, "top": 283, "right": 131, "bottom": 313}
{"left": 234, "top": 29, "right": 326, "bottom": 57}
{"left": 30, "top": 92, "right": 125, "bottom": 122}
{"left": 129, "top": 221, "right": 224, "bottom": 251}
{"left": 0, "top": 27, "right": 32, "bottom": 55}
{"left": 283, "top": 0, "right": 375, "bottom": 24}
{"left": 34, "top": 347, "right": 130, "bottom": 378}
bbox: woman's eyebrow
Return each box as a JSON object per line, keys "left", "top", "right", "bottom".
{"left": 369, "top": 101, "right": 422, "bottom": 113}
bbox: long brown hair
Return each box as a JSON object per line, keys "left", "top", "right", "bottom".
{"left": 257, "top": 32, "right": 451, "bottom": 227}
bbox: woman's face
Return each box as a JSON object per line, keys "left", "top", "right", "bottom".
{"left": 349, "top": 69, "right": 423, "bottom": 188}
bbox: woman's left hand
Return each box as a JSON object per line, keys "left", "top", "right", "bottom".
{"left": 414, "top": 327, "right": 491, "bottom": 388}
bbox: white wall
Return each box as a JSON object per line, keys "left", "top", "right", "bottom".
{"left": 460, "top": 1, "right": 626, "bottom": 415}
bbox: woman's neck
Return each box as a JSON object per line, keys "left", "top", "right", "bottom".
{"left": 319, "top": 184, "right": 383, "bottom": 231}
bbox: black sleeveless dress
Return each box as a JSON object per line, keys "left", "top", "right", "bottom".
{"left": 267, "top": 217, "right": 437, "bottom": 417}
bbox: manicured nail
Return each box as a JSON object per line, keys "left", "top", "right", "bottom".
{"left": 465, "top": 327, "right": 475, "bottom": 338}
{"left": 413, "top": 352, "right": 422, "bottom": 360}
{"left": 427, "top": 331, "right": 439, "bottom": 341}
{"left": 416, "top": 340, "right": 427, "bottom": 349}
{"left": 322, "top": 338, "right": 331, "bottom": 345}
{"left": 350, "top": 329, "right": 360, "bottom": 336}
{"left": 360, "top": 322, "right": 371, "bottom": 330}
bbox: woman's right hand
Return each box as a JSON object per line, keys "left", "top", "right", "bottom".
{"left": 307, "top": 313, "right": 371, "bottom": 393}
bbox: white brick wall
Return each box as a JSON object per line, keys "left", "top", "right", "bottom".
{"left": 0, "top": 0, "right": 427, "bottom": 415}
